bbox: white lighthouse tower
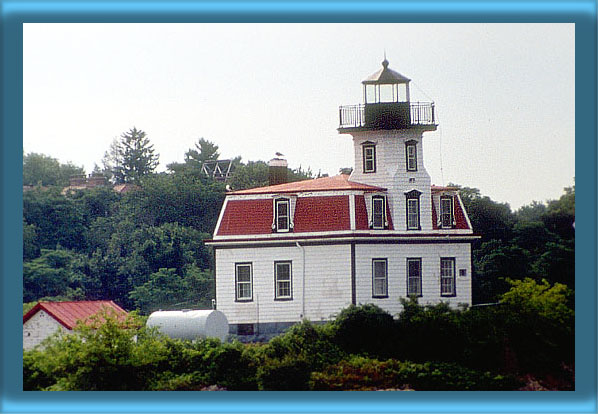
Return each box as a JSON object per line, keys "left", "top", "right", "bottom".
{"left": 339, "top": 59, "right": 437, "bottom": 232}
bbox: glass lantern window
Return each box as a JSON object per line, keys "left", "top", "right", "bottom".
{"left": 379, "top": 84, "right": 394, "bottom": 102}
{"left": 365, "top": 85, "right": 377, "bottom": 104}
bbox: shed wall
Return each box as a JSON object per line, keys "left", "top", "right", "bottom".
{"left": 23, "top": 310, "right": 69, "bottom": 350}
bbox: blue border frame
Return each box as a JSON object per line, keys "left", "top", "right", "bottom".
{"left": 2, "top": 1, "right": 596, "bottom": 413}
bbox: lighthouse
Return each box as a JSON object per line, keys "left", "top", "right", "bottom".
{"left": 339, "top": 59, "right": 437, "bottom": 232}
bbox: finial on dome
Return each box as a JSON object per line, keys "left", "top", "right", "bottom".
{"left": 382, "top": 53, "right": 389, "bottom": 68}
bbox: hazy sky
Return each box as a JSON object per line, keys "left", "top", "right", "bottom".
{"left": 23, "top": 23, "right": 574, "bottom": 209}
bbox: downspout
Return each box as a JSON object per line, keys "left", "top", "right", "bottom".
{"left": 296, "top": 242, "right": 306, "bottom": 319}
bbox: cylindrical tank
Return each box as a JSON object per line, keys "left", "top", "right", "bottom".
{"left": 146, "top": 310, "right": 229, "bottom": 342}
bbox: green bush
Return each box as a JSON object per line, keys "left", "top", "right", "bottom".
{"left": 257, "top": 356, "right": 312, "bottom": 391}
{"left": 266, "top": 320, "right": 345, "bottom": 371}
{"left": 330, "top": 304, "right": 396, "bottom": 358}
{"left": 310, "top": 356, "right": 522, "bottom": 391}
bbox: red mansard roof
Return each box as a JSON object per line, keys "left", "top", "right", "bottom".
{"left": 23, "top": 301, "right": 128, "bottom": 330}
{"left": 293, "top": 196, "right": 350, "bottom": 232}
{"left": 230, "top": 174, "right": 385, "bottom": 195}
{"left": 218, "top": 199, "right": 273, "bottom": 235}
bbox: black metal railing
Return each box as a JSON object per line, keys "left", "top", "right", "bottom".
{"left": 339, "top": 102, "right": 436, "bottom": 129}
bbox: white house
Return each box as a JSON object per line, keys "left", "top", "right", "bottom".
{"left": 23, "top": 300, "right": 128, "bottom": 350}
{"left": 206, "top": 60, "right": 478, "bottom": 339}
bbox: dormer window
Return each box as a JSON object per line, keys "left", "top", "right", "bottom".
{"left": 405, "top": 140, "right": 418, "bottom": 172}
{"left": 274, "top": 198, "right": 290, "bottom": 232}
{"left": 440, "top": 196, "right": 454, "bottom": 228}
{"left": 362, "top": 143, "right": 376, "bottom": 173}
{"left": 405, "top": 190, "right": 421, "bottom": 230}
{"left": 371, "top": 196, "right": 387, "bottom": 229}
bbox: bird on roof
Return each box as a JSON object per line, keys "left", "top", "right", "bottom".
{"left": 275, "top": 152, "right": 284, "bottom": 157}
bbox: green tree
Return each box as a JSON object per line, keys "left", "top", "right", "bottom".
{"left": 23, "top": 221, "right": 40, "bottom": 261}
{"left": 167, "top": 138, "right": 222, "bottom": 175}
{"left": 129, "top": 266, "right": 215, "bottom": 314}
{"left": 23, "top": 152, "right": 85, "bottom": 187}
{"left": 107, "top": 127, "right": 159, "bottom": 184}
{"left": 23, "top": 187, "right": 87, "bottom": 251}
{"left": 23, "top": 249, "right": 87, "bottom": 302}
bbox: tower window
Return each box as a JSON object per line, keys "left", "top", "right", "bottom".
{"left": 405, "top": 141, "right": 418, "bottom": 171}
{"left": 274, "top": 199, "right": 290, "bottom": 232}
{"left": 372, "top": 259, "right": 388, "bottom": 298}
{"left": 363, "top": 145, "right": 376, "bottom": 173}
{"left": 440, "top": 196, "right": 454, "bottom": 228}
{"left": 371, "top": 196, "right": 386, "bottom": 229}
{"left": 405, "top": 190, "right": 421, "bottom": 230}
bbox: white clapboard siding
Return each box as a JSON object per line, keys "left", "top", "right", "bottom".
{"left": 349, "top": 130, "right": 434, "bottom": 231}
{"left": 215, "top": 244, "right": 352, "bottom": 325}
{"left": 23, "top": 310, "right": 69, "bottom": 350}
{"left": 354, "top": 242, "right": 472, "bottom": 317}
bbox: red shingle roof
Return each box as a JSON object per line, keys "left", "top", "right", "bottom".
{"left": 230, "top": 174, "right": 385, "bottom": 195}
{"left": 293, "top": 196, "right": 350, "bottom": 232}
{"left": 23, "top": 301, "right": 128, "bottom": 330}
{"left": 217, "top": 199, "right": 273, "bottom": 236}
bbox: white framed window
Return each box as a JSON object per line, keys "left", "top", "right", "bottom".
{"left": 274, "top": 261, "right": 292, "bottom": 300}
{"left": 363, "top": 145, "right": 376, "bottom": 173}
{"left": 407, "top": 258, "right": 422, "bottom": 297}
{"left": 235, "top": 263, "right": 253, "bottom": 302}
{"left": 440, "top": 196, "right": 454, "bottom": 228}
{"left": 372, "top": 259, "right": 388, "bottom": 298}
{"left": 275, "top": 199, "right": 290, "bottom": 232}
{"left": 440, "top": 258, "right": 456, "bottom": 296}
{"left": 406, "top": 141, "right": 418, "bottom": 171}
{"left": 407, "top": 198, "right": 419, "bottom": 230}
{"left": 372, "top": 196, "right": 386, "bottom": 229}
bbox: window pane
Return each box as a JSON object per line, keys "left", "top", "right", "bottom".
{"left": 374, "top": 278, "right": 387, "bottom": 296}
{"left": 276, "top": 201, "right": 289, "bottom": 230}
{"left": 374, "top": 260, "right": 386, "bottom": 277}
{"left": 407, "top": 259, "right": 421, "bottom": 296}
{"left": 407, "top": 199, "right": 419, "bottom": 228}
{"left": 237, "top": 266, "right": 250, "bottom": 282}
{"left": 441, "top": 198, "right": 453, "bottom": 227}
{"left": 373, "top": 198, "right": 385, "bottom": 228}
{"left": 366, "top": 85, "right": 376, "bottom": 103}
{"left": 379, "top": 84, "right": 394, "bottom": 102}
{"left": 276, "top": 263, "right": 290, "bottom": 280}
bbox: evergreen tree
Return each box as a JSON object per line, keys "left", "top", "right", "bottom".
{"left": 106, "top": 128, "right": 159, "bottom": 184}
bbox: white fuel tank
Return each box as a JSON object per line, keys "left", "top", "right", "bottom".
{"left": 146, "top": 309, "right": 229, "bottom": 342}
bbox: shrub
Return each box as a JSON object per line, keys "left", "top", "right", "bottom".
{"left": 257, "top": 356, "right": 312, "bottom": 391}
{"left": 395, "top": 298, "right": 466, "bottom": 363}
{"left": 266, "top": 320, "right": 345, "bottom": 371}
{"left": 310, "top": 356, "right": 522, "bottom": 391}
{"left": 330, "top": 304, "right": 396, "bottom": 358}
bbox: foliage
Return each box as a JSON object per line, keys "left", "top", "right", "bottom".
{"left": 330, "top": 304, "right": 396, "bottom": 358}
{"left": 265, "top": 320, "right": 345, "bottom": 371}
{"left": 104, "top": 128, "right": 159, "bottom": 184}
{"left": 23, "top": 152, "right": 85, "bottom": 187}
{"left": 23, "top": 187, "right": 87, "bottom": 251}
{"left": 23, "top": 249, "right": 87, "bottom": 302}
{"left": 167, "top": 138, "right": 222, "bottom": 175}
{"left": 129, "top": 266, "right": 215, "bottom": 314}
{"left": 310, "top": 356, "right": 521, "bottom": 391}
{"left": 394, "top": 298, "right": 465, "bottom": 363}
{"left": 124, "top": 173, "right": 225, "bottom": 234}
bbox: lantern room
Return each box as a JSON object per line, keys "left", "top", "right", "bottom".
{"left": 338, "top": 59, "right": 436, "bottom": 132}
